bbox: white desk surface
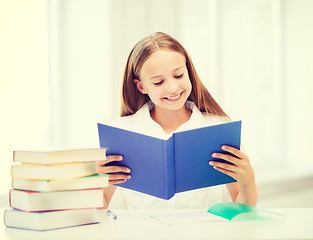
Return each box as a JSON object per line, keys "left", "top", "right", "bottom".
{"left": 1, "top": 208, "right": 313, "bottom": 240}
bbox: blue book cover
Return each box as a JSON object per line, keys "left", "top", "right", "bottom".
{"left": 98, "top": 121, "right": 241, "bottom": 200}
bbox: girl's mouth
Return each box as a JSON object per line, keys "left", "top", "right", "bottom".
{"left": 164, "top": 92, "right": 183, "bottom": 102}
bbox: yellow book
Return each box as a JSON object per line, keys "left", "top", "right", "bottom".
{"left": 11, "top": 162, "right": 97, "bottom": 180}
{"left": 13, "top": 148, "right": 107, "bottom": 165}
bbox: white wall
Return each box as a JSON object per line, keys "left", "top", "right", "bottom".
{"left": 47, "top": 0, "right": 313, "bottom": 181}
{"left": 282, "top": 0, "right": 313, "bottom": 172}
{"left": 1, "top": 0, "right": 313, "bottom": 198}
{"left": 48, "top": 0, "right": 113, "bottom": 149}
{"left": 0, "top": 0, "right": 49, "bottom": 195}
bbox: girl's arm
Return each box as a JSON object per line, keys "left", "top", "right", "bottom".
{"left": 226, "top": 181, "right": 258, "bottom": 206}
{"left": 101, "top": 185, "right": 117, "bottom": 209}
{"left": 210, "top": 145, "right": 258, "bottom": 206}
{"left": 96, "top": 155, "right": 131, "bottom": 209}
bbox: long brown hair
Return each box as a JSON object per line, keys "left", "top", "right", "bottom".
{"left": 121, "top": 32, "right": 228, "bottom": 118}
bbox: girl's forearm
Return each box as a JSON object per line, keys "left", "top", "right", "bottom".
{"left": 103, "top": 185, "right": 117, "bottom": 209}
{"left": 235, "top": 181, "right": 258, "bottom": 206}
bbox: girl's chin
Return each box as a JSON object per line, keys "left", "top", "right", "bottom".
{"left": 157, "top": 99, "right": 187, "bottom": 111}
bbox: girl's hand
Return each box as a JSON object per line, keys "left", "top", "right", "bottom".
{"left": 96, "top": 155, "right": 131, "bottom": 185}
{"left": 209, "top": 145, "right": 255, "bottom": 187}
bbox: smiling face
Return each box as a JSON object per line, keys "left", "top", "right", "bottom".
{"left": 134, "top": 50, "right": 192, "bottom": 113}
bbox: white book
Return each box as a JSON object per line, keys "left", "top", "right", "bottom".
{"left": 4, "top": 208, "right": 99, "bottom": 231}
{"left": 13, "top": 148, "right": 107, "bottom": 164}
{"left": 10, "top": 189, "right": 104, "bottom": 212}
{"left": 11, "top": 162, "right": 97, "bottom": 180}
{"left": 12, "top": 174, "right": 109, "bottom": 192}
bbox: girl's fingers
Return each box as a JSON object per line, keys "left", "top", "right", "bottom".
{"left": 96, "top": 155, "right": 124, "bottom": 167}
{"left": 213, "top": 166, "right": 237, "bottom": 180}
{"left": 210, "top": 146, "right": 254, "bottom": 185}
{"left": 210, "top": 160, "right": 238, "bottom": 173}
{"left": 211, "top": 152, "right": 240, "bottom": 166}
{"left": 96, "top": 155, "right": 131, "bottom": 174}
{"left": 211, "top": 145, "right": 249, "bottom": 167}
{"left": 108, "top": 174, "right": 131, "bottom": 181}
{"left": 108, "top": 172, "right": 132, "bottom": 185}
{"left": 221, "top": 145, "right": 247, "bottom": 159}
{"left": 105, "top": 166, "right": 131, "bottom": 174}
{"left": 109, "top": 179, "right": 127, "bottom": 185}
{"left": 107, "top": 155, "right": 124, "bottom": 161}
{"left": 97, "top": 165, "right": 131, "bottom": 175}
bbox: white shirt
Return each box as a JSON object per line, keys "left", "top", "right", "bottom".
{"left": 109, "top": 101, "right": 232, "bottom": 209}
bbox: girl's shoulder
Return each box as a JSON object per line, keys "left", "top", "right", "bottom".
{"left": 177, "top": 102, "right": 231, "bottom": 133}
{"left": 108, "top": 102, "right": 163, "bottom": 137}
{"left": 117, "top": 102, "right": 151, "bottom": 125}
{"left": 201, "top": 112, "right": 231, "bottom": 125}
{"left": 189, "top": 101, "right": 230, "bottom": 127}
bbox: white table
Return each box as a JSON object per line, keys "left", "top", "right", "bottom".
{"left": 1, "top": 208, "right": 313, "bottom": 239}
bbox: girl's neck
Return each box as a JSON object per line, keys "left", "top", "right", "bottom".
{"left": 150, "top": 105, "right": 192, "bottom": 134}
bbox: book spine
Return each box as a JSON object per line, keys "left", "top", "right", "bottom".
{"left": 3, "top": 210, "right": 7, "bottom": 227}
{"left": 8, "top": 190, "right": 12, "bottom": 208}
{"left": 164, "top": 136, "right": 175, "bottom": 200}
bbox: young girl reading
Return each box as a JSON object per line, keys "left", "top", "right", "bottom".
{"left": 96, "top": 32, "right": 257, "bottom": 209}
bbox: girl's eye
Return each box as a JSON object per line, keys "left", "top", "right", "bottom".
{"left": 153, "top": 80, "right": 164, "bottom": 86}
{"left": 174, "top": 73, "right": 184, "bottom": 79}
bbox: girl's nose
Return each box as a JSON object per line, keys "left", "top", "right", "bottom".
{"left": 166, "top": 79, "right": 179, "bottom": 93}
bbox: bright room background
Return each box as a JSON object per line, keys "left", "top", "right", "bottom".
{"left": 1, "top": 0, "right": 313, "bottom": 208}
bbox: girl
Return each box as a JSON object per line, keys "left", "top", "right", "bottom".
{"left": 97, "top": 32, "right": 257, "bottom": 209}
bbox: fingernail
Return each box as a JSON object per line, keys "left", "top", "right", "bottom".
{"left": 212, "top": 153, "right": 216, "bottom": 157}
{"left": 221, "top": 145, "right": 226, "bottom": 150}
{"left": 127, "top": 175, "right": 131, "bottom": 179}
{"left": 209, "top": 161, "right": 213, "bottom": 166}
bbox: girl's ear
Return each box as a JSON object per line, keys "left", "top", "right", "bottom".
{"left": 134, "top": 79, "right": 147, "bottom": 94}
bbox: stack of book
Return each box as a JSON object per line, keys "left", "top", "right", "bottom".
{"left": 4, "top": 148, "right": 109, "bottom": 231}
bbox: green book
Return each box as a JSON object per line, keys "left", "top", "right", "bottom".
{"left": 208, "top": 202, "right": 283, "bottom": 221}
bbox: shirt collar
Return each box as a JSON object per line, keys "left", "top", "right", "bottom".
{"left": 144, "top": 100, "right": 198, "bottom": 112}
{"left": 134, "top": 100, "right": 204, "bottom": 134}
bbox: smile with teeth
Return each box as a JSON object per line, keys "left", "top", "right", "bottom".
{"left": 164, "top": 92, "right": 183, "bottom": 101}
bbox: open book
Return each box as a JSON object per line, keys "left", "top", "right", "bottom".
{"left": 149, "top": 202, "right": 282, "bottom": 225}
{"left": 98, "top": 121, "right": 241, "bottom": 200}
